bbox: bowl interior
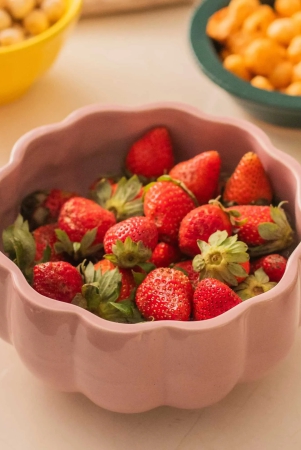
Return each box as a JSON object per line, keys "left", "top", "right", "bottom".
{"left": 0, "top": 105, "right": 300, "bottom": 243}
{"left": 190, "top": 0, "right": 301, "bottom": 114}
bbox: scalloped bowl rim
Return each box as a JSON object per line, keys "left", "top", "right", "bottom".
{"left": 1, "top": 101, "right": 301, "bottom": 334}
{"left": 189, "top": 0, "right": 301, "bottom": 112}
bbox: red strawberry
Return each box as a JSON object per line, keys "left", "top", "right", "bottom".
{"left": 58, "top": 197, "right": 116, "bottom": 245}
{"left": 104, "top": 216, "right": 158, "bottom": 254}
{"left": 125, "top": 127, "right": 175, "bottom": 180}
{"left": 227, "top": 203, "right": 294, "bottom": 256}
{"left": 150, "top": 242, "right": 182, "bottom": 268}
{"left": 144, "top": 180, "right": 196, "bottom": 244}
{"left": 169, "top": 150, "right": 221, "bottom": 205}
{"left": 193, "top": 278, "right": 242, "bottom": 320}
{"left": 94, "top": 259, "right": 136, "bottom": 301}
{"left": 33, "top": 261, "right": 83, "bottom": 303}
{"left": 250, "top": 253, "right": 287, "bottom": 282}
{"left": 135, "top": 267, "right": 193, "bottom": 321}
{"left": 179, "top": 203, "right": 232, "bottom": 256}
{"left": 33, "top": 223, "right": 61, "bottom": 262}
{"left": 173, "top": 260, "right": 200, "bottom": 289}
{"left": 223, "top": 152, "right": 273, "bottom": 205}
{"left": 21, "top": 188, "right": 77, "bottom": 230}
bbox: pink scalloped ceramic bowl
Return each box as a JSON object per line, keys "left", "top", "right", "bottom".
{"left": 0, "top": 102, "right": 301, "bottom": 413}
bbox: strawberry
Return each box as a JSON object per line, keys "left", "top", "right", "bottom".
{"left": 74, "top": 261, "right": 144, "bottom": 323}
{"left": 234, "top": 268, "right": 277, "bottom": 300}
{"left": 33, "top": 223, "right": 61, "bottom": 262}
{"left": 104, "top": 216, "right": 158, "bottom": 253}
{"left": 94, "top": 259, "right": 136, "bottom": 301}
{"left": 32, "top": 261, "right": 83, "bottom": 303}
{"left": 125, "top": 127, "right": 175, "bottom": 181}
{"left": 90, "top": 176, "right": 144, "bottom": 221}
{"left": 150, "top": 242, "right": 182, "bottom": 268}
{"left": 179, "top": 203, "right": 233, "bottom": 256}
{"left": 192, "top": 230, "right": 250, "bottom": 287}
{"left": 223, "top": 152, "right": 273, "bottom": 206}
{"left": 135, "top": 267, "right": 193, "bottom": 321}
{"left": 58, "top": 197, "right": 116, "bottom": 246}
{"left": 21, "top": 188, "right": 77, "bottom": 230}
{"left": 250, "top": 253, "right": 287, "bottom": 282}
{"left": 173, "top": 260, "right": 200, "bottom": 290}
{"left": 227, "top": 203, "right": 294, "bottom": 257}
{"left": 193, "top": 278, "right": 242, "bottom": 320}
{"left": 144, "top": 179, "right": 196, "bottom": 245}
{"left": 169, "top": 150, "right": 221, "bottom": 205}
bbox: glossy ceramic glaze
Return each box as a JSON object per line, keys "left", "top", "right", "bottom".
{"left": 0, "top": 0, "right": 82, "bottom": 105}
{"left": 0, "top": 103, "right": 301, "bottom": 413}
{"left": 190, "top": 0, "right": 301, "bottom": 128}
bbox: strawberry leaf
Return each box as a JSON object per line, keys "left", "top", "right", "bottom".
{"left": 104, "top": 176, "right": 144, "bottom": 221}
{"left": 2, "top": 215, "right": 36, "bottom": 283}
{"left": 172, "top": 266, "right": 189, "bottom": 277}
{"left": 54, "top": 229, "right": 73, "bottom": 254}
{"left": 224, "top": 252, "right": 249, "bottom": 263}
{"left": 97, "top": 268, "right": 122, "bottom": 303}
{"left": 72, "top": 293, "right": 88, "bottom": 309}
{"left": 80, "top": 228, "right": 97, "bottom": 253}
{"left": 192, "top": 255, "right": 206, "bottom": 273}
{"left": 228, "top": 262, "right": 248, "bottom": 277}
{"left": 41, "top": 245, "right": 51, "bottom": 263}
{"left": 258, "top": 223, "right": 282, "bottom": 240}
{"left": 132, "top": 270, "right": 147, "bottom": 286}
{"left": 220, "top": 270, "right": 238, "bottom": 286}
{"left": 234, "top": 268, "right": 277, "bottom": 300}
{"left": 137, "top": 262, "right": 156, "bottom": 273}
{"left": 106, "top": 237, "right": 152, "bottom": 269}
{"left": 92, "top": 178, "right": 113, "bottom": 207}
{"left": 208, "top": 230, "right": 228, "bottom": 247}
{"left": 254, "top": 267, "right": 270, "bottom": 284}
{"left": 55, "top": 227, "right": 102, "bottom": 261}
{"left": 109, "top": 300, "right": 145, "bottom": 323}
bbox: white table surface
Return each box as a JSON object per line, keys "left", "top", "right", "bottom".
{"left": 1, "top": 4, "right": 301, "bottom": 450}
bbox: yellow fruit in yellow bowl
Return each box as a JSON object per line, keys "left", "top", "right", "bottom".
{"left": 0, "top": 0, "right": 82, "bottom": 105}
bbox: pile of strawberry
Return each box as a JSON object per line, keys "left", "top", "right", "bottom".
{"left": 2, "top": 126, "right": 295, "bottom": 323}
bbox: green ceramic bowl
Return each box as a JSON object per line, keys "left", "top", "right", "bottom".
{"left": 190, "top": 0, "right": 301, "bottom": 127}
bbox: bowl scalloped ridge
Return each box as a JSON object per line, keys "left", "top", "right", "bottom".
{"left": 0, "top": 102, "right": 301, "bottom": 413}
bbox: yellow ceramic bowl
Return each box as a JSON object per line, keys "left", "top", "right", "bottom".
{"left": 0, "top": 0, "right": 82, "bottom": 104}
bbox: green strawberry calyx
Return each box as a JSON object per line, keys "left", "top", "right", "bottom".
{"left": 73, "top": 261, "right": 144, "bottom": 323}
{"left": 54, "top": 227, "right": 103, "bottom": 261}
{"left": 248, "top": 202, "right": 295, "bottom": 257}
{"left": 104, "top": 236, "right": 153, "bottom": 269}
{"left": 91, "top": 175, "right": 144, "bottom": 221}
{"left": 209, "top": 197, "right": 247, "bottom": 226}
{"left": 234, "top": 268, "right": 277, "bottom": 300}
{"left": 192, "top": 230, "right": 249, "bottom": 287}
{"left": 2, "top": 214, "right": 50, "bottom": 284}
